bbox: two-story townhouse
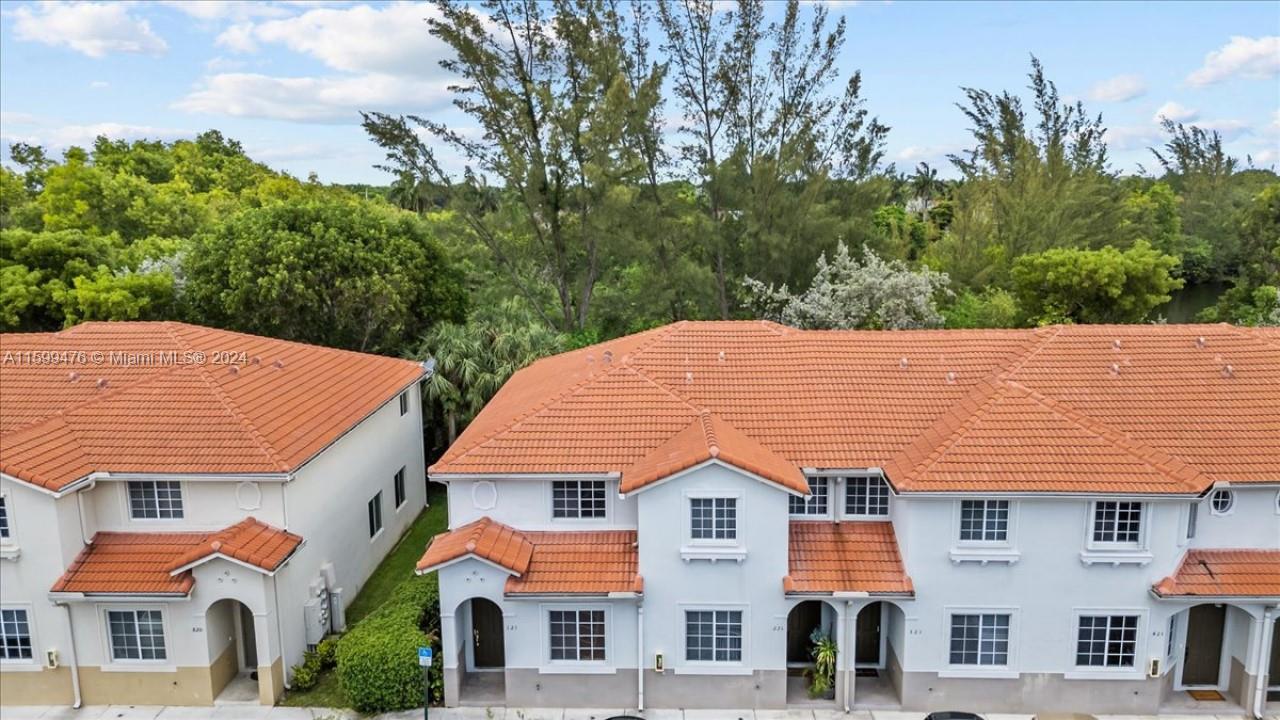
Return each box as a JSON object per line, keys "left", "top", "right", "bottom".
{"left": 0, "top": 321, "right": 429, "bottom": 708}
{"left": 416, "top": 321, "right": 1280, "bottom": 716}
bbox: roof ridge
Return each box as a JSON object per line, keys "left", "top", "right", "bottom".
{"left": 628, "top": 364, "right": 706, "bottom": 415}
{"left": 998, "top": 325, "right": 1062, "bottom": 380}
{"left": 164, "top": 323, "right": 289, "bottom": 472}
{"left": 1005, "top": 380, "right": 1207, "bottom": 492}
{"left": 892, "top": 378, "right": 1009, "bottom": 483}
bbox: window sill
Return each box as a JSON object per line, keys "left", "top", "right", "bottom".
{"left": 939, "top": 668, "right": 1019, "bottom": 679}
{"left": 539, "top": 664, "right": 617, "bottom": 675}
{"left": 0, "top": 545, "right": 20, "bottom": 560}
{"left": 673, "top": 664, "right": 752, "bottom": 676}
{"left": 1063, "top": 668, "right": 1142, "bottom": 681}
{"left": 680, "top": 546, "right": 747, "bottom": 563}
{"left": 100, "top": 663, "right": 177, "bottom": 673}
{"left": 1079, "top": 549, "right": 1153, "bottom": 566}
{"left": 949, "top": 548, "right": 1020, "bottom": 565}
{"left": 0, "top": 660, "right": 42, "bottom": 671}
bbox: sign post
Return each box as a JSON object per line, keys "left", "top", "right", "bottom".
{"left": 418, "top": 646, "right": 433, "bottom": 720}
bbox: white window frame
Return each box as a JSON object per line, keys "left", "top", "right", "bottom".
{"left": 125, "top": 480, "right": 185, "bottom": 521}
{"left": 949, "top": 499, "right": 1020, "bottom": 564}
{"left": 399, "top": 391, "right": 409, "bottom": 416}
{"left": 0, "top": 489, "right": 17, "bottom": 560}
{"left": 368, "top": 491, "right": 384, "bottom": 540}
{"left": 541, "top": 604, "right": 611, "bottom": 672}
{"left": 550, "top": 480, "right": 609, "bottom": 521}
{"left": 789, "top": 477, "right": 831, "bottom": 518}
{"left": 1208, "top": 489, "right": 1234, "bottom": 516}
{"left": 393, "top": 467, "right": 407, "bottom": 510}
{"left": 941, "top": 606, "right": 1018, "bottom": 678}
{"left": 956, "top": 499, "right": 1014, "bottom": 545}
{"left": 0, "top": 491, "right": 11, "bottom": 541}
{"left": 102, "top": 606, "right": 170, "bottom": 666}
{"left": 1081, "top": 501, "right": 1152, "bottom": 566}
{"left": 0, "top": 604, "right": 36, "bottom": 665}
{"left": 677, "top": 604, "right": 749, "bottom": 673}
{"left": 1067, "top": 609, "right": 1147, "bottom": 678}
{"left": 843, "top": 475, "right": 891, "bottom": 518}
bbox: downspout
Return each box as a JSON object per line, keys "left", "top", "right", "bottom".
{"left": 55, "top": 601, "right": 82, "bottom": 709}
{"left": 75, "top": 481, "right": 96, "bottom": 545}
{"left": 273, "top": 573, "right": 291, "bottom": 691}
{"left": 637, "top": 603, "right": 645, "bottom": 711}
{"left": 844, "top": 600, "right": 854, "bottom": 712}
{"left": 1254, "top": 605, "right": 1276, "bottom": 719}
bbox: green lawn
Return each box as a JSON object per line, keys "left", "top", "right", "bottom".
{"left": 280, "top": 483, "right": 448, "bottom": 708}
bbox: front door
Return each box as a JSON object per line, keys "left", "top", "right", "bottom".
{"left": 239, "top": 603, "right": 257, "bottom": 670}
{"left": 787, "top": 602, "right": 823, "bottom": 664}
{"left": 471, "top": 599, "right": 505, "bottom": 669}
{"left": 856, "top": 602, "right": 882, "bottom": 665}
{"left": 1183, "top": 604, "right": 1226, "bottom": 686}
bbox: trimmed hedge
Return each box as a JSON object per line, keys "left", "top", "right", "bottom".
{"left": 336, "top": 573, "right": 442, "bottom": 712}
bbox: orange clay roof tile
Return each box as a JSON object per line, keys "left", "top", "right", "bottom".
{"left": 432, "top": 322, "right": 1280, "bottom": 494}
{"left": 416, "top": 518, "right": 641, "bottom": 595}
{"left": 1153, "top": 549, "right": 1280, "bottom": 598}
{"left": 1, "top": 322, "right": 425, "bottom": 491}
{"left": 621, "top": 411, "right": 808, "bottom": 494}
{"left": 51, "top": 517, "right": 301, "bottom": 595}
{"left": 785, "top": 521, "right": 913, "bottom": 595}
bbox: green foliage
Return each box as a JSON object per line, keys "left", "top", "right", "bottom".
{"left": 807, "top": 628, "right": 838, "bottom": 699}
{"left": 1011, "top": 241, "right": 1183, "bottom": 325}
{"left": 336, "top": 574, "right": 442, "bottom": 712}
{"left": 944, "top": 288, "right": 1023, "bottom": 329}
{"left": 1199, "top": 184, "right": 1280, "bottom": 325}
{"left": 184, "top": 192, "right": 466, "bottom": 353}
{"left": 290, "top": 634, "right": 341, "bottom": 691}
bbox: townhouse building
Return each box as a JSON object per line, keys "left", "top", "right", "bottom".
{"left": 417, "top": 321, "right": 1280, "bottom": 715}
{"left": 0, "top": 321, "right": 429, "bottom": 707}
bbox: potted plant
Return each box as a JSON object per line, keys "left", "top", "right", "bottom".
{"left": 807, "top": 628, "right": 838, "bottom": 699}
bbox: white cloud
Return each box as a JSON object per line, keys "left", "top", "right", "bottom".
{"left": 10, "top": 1, "right": 167, "bottom": 58}
{"left": 159, "top": 1, "right": 292, "bottom": 22}
{"left": 220, "top": 3, "right": 449, "bottom": 76}
{"left": 1152, "top": 101, "right": 1198, "bottom": 123}
{"left": 1250, "top": 148, "right": 1278, "bottom": 167}
{"left": 89, "top": 80, "right": 110, "bottom": 89}
{"left": 1, "top": 121, "right": 192, "bottom": 151}
{"left": 1196, "top": 118, "right": 1250, "bottom": 140}
{"left": 894, "top": 144, "right": 960, "bottom": 163}
{"left": 1108, "top": 125, "right": 1162, "bottom": 152}
{"left": 1088, "top": 74, "right": 1147, "bottom": 103}
{"left": 173, "top": 72, "right": 452, "bottom": 123}
{"left": 1186, "top": 36, "right": 1280, "bottom": 86}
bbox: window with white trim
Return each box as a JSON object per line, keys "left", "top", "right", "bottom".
{"left": 1186, "top": 502, "right": 1197, "bottom": 539}
{"left": 368, "top": 492, "right": 383, "bottom": 538}
{"left": 399, "top": 391, "right": 409, "bottom": 416}
{"left": 1166, "top": 614, "right": 1177, "bottom": 659}
{"left": 394, "top": 467, "right": 407, "bottom": 509}
{"left": 0, "top": 608, "right": 33, "bottom": 661}
{"left": 0, "top": 496, "right": 9, "bottom": 540}
{"left": 690, "top": 498, "right": 736, "bottom": 540}
{"left": 959, "top": 500, "right": 1009, "bottom": 542}
{"left": 685, "top": 610, "right": 742, "bottom": 662}
{"left": 1075, "top": 615, "right": 1138, "bottom": 668}
{"left": 949, "top": 613, "right": 1010, "bottom": 666}
{"left": 128, "top": 481, "right": 184, "bottom": 520}
{"left": 1091, "top": 501, "right": 1142, "bottom": 545}
{"left": 552, "top": 481, "right": 606, "bottom": 519}
{"left": 845, "top": 476, "right": 890, "bottom": 517}
{"left": 548, "top": 609, "right": 605, "bottom": 661}
{"left": 1209, "top": 489, "right": 1234, "bottom": 515}
{"left": 107, "top": 609, "right": 167, "bottom": 661}
{"left": 789, "top": 477, "right": 829, "bottom": 516}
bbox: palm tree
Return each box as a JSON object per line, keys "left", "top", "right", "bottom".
{"left": 910, "top": 162, "right": 944, "bottom": 217}
{"left": 410, "top": 299, "right": 564, "bottom": 445}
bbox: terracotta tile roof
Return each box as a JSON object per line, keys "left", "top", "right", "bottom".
{"left": 1, "top": 322, "right": 425, "bottom": 492}
{"left": 415, "top": 517, "right": 534, "bottom": 575}
{"left": 1153, "top": 549, "right": 1280, "bottom": 598}
{"left": 51, "top": 517, "right": 302, "bottom": 595}
{"left": 433, "top": 321, "right": 1280, "bottom": 494}
{"left": 784, "top": 521, "right": 913, "bottom": 596}
{"left": 506, "top": 530, "right": 641, "bottom": 595}
{"left": 416, "top": 519, "right": 641, "bottom": 595}
{"left": 621, "top": 412, "right": 808, "bottom": 494}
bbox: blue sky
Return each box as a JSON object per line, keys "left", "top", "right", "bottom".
{"left": 1, "top": 1, "right": 1277, "bottom": 185}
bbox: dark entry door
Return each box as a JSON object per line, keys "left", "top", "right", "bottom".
{"left": 1270, "top": 618, "right": 1279, "bottom": 689}
{"left": 856, "top": 602, "right": 882, "bottom": 665}
{"left": 1183, "top": 604, "right": 1226, "bottom": 686}
{"left": 239, "top": 603, "right": 257, "bottom": 669}
{"left": 471, "top": 599, "right": 505, "bottom": 668}
{"left": 787, "top": 601, "right": 823, "bottom": 663}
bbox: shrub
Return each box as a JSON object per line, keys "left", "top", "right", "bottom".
{"left": 336, "top": 574, "right": 442, "bottom": 712}
{"left": 290, "top": 633, "right": 342, "bottom": 691}
{"left": 315, "top": 635, "right": 339, "bottom": 669}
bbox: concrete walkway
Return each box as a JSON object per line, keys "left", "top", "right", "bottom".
{"left": 0, "top": 709, "right": 1274, "bottom": 720}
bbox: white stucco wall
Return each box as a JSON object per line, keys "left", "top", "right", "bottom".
{"left": 446, "top": 477, "right": 637, "bottom": 530}
{"left": 1189, "top": 487, "right": 1280, "bottom": 549}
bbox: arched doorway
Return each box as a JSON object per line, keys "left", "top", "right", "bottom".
{"left": 206, "top": 598, "right": 263, "bottom": 705}
{"left": 1181, "top": 603, "right": 1227, "bottom": 688}
{"left": 852, "top": 601, "right": 906, "bottom": 709}
{"left": 457, "top": 597, "right": 505, "bottom": 705}
{"left": 786, "top": 600, "right": 838, "bottom": 705}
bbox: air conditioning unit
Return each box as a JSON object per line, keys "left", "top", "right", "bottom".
{"left": 1148, "top": 657, "right": 1161, "bottom": 678}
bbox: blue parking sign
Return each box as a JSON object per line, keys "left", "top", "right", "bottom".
{"left": 418, "top": 646, "right": 433, "bottom": 666}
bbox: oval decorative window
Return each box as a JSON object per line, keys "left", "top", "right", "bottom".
{"left": 235, "top": 481, "right": 262, "bottom": 511}
{"left": 1209, "top": 489, "right": 1233, "bottom": 515}
{"left": 472, "top": 480, "right": 498, "bottom": 510}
